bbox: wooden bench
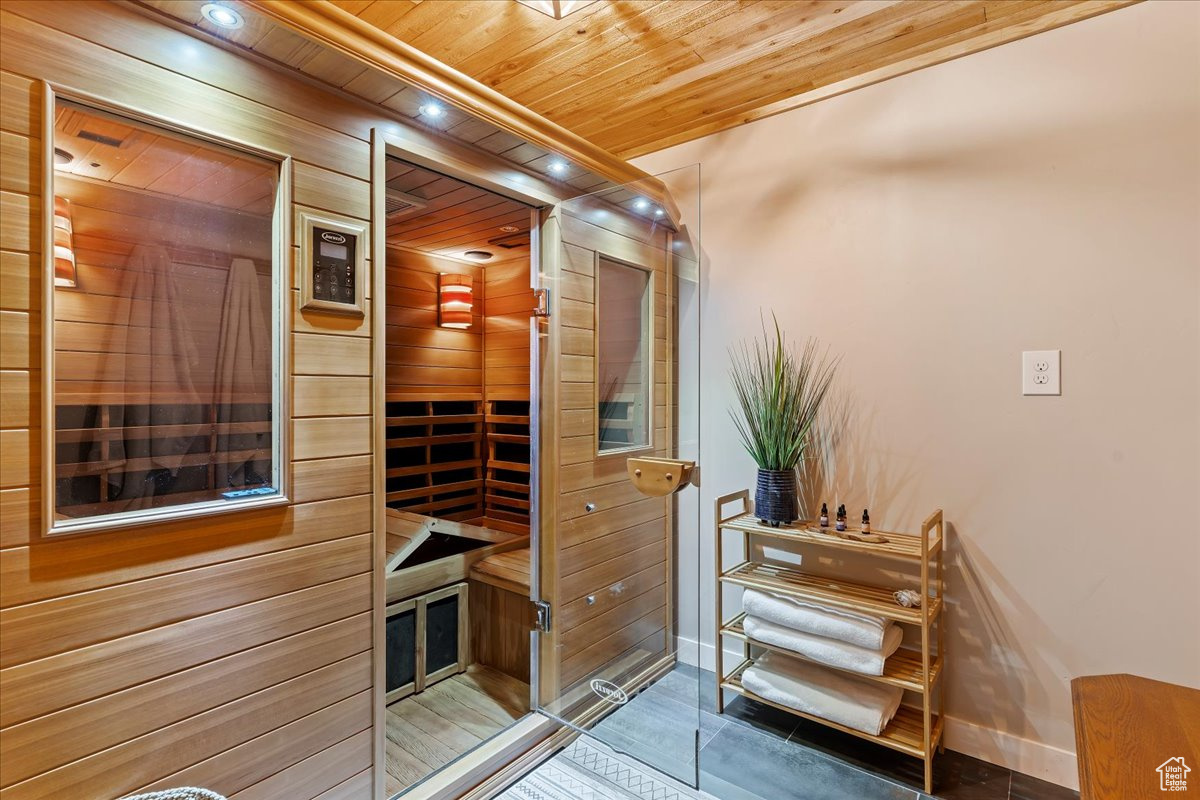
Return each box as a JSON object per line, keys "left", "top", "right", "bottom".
{"left": 468, "top": 547, "right": 532, "bottom": 683}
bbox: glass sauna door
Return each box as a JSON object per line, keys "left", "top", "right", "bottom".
{"left": 533, "top": 166, "right": 702, "bottom": 786}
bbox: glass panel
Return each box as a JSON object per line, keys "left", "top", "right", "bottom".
{"left": 49, "top": 98, "right": 281, "bottom": 530}
{"left": 596, "top": 257, "right": 652, "bottom": 452}
{"left": 425, "top": 593, "right": 461, "bottom": 673}
{"left": 535, "top": 165, "right": 702, "bottom": 787}
{"left": 386, "top": 606, "right": 417, "bottom": 696}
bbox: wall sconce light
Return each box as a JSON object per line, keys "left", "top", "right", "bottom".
{"left": 438, "top": 273, "right": 472, "bottom": 329}
{"left": 53, "top": 195, "right": 77, "bottom": 288}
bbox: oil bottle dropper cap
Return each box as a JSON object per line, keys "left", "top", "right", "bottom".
{"left": 862, "top": 509, "right": 870, "bottom": 522}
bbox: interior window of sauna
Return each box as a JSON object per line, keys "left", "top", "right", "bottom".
{"left": 596, "top": 256, "right": 652, "bottom": 452}
{"left": 50, "top": 99, "right": 281, "bottom": 529}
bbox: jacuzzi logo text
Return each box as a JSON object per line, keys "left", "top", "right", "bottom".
{"left": 320, "top": 231, "right": 347, "bottom": 244}
{"left": 589, "top": 679, "right": 629, "bottom": 705}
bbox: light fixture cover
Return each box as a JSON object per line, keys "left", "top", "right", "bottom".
{"left": 516, "top": 0, "right": 597, "bottom": 20}
{"left": 200, "top": 3, "right": 245, "bottom": 29}
{"left": 53, "top": 195, "right": 77, "bottom": 288}
{"left": 438, "top": 273, "right": 473, "bottom": 329}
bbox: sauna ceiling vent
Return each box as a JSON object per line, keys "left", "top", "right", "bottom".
{"left": 76, "top": 129, "right": 125, "bottom": 148}
{"left": 386, "top": 189, "right": 428, "bottom": 220}
{"left": 488, "top": 231, "right": 531, "bottom": 250}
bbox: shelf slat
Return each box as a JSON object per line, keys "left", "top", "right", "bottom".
{"left": 721, "top": 512, "right": 941, "bottom": 560}
{"left": 721, "top": 659, "right": 942, "bottom": 758}
{"left": 720, "top": 561, "right": 939, "bottom": 625}
{"left": 720, "top": 613, "right": 941, "bottom": 692}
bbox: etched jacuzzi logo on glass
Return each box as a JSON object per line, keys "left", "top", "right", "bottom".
{"left": 320, "top": 231, "right": 347, "bottom": 244}
{"left": 590, "top": 678, "right": 629, "bottom": 705}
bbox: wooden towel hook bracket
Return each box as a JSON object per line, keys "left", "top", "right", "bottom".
{"left": 627, "top": 457, "right": 698, "bottom": 496}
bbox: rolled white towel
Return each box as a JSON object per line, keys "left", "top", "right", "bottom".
{"left": 743, "top": 615, "right": 903, "bottom": 676}
{"left": 741, "top": 651, "right": 904, "bottom": 736}
{"left": 742, "top": 588, "right": 891, "bottom": 650}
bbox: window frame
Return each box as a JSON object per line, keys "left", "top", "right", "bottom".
{"left": 592, "top": 250, "right": 656, "bottom": 458}
{"left": 40, "top": 83, "right": 291, "bottom": 537}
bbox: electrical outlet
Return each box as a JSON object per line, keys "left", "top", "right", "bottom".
{"left": 1022, "top": 350, "right": 1061, "bottom": 395}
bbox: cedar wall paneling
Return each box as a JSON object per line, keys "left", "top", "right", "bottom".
{"left": 384, "top": 248, "right": 483, "bottom": 396}
{"left": 552, "top": 212, "right": 673, "bottom": 689}
{"left": 0, "top": 2, "right": 375, "bottom": 797}
{"left": 483, "top": 256, "right": 531, "bottom": 402}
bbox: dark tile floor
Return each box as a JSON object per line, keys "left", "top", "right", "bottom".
{"left": 593, "top": 666, "right": 1077, "bottom": 800}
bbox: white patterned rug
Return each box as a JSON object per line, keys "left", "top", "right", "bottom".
{"left": 496, "top": 736, "right": 711, "bottom": 800}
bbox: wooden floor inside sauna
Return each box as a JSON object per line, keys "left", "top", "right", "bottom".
{"left": 385, "top": 665, "right": 530, "bottom": 797}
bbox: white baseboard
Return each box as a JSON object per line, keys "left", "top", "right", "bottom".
{"left": 673, "top": 635, "right": 1079, "bottom": 791}
{"left": 941, "top": 715, "right": 1078, "bottom": 791}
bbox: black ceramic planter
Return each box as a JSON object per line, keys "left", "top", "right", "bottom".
{"left": 755, "top": 468, "right": 797, "bottom": 527}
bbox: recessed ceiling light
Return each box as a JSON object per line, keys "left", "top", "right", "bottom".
{"left": 654, "top": 208, "right": 664, "bottom": 217}
{"left": 463, "top": 250, "right": 493, "bottom": 261}
{"left": 499, "top": 225, "right": 520, "bottom": 233}
{"left": 419, "top": 102, "right": 445, "bottom": 118}
{"left": 200, "top": 3, "right": 244, "bottom": 29}
{"left": 548, "top": 160, "right": 568, "bottom": 176}
{"left": 633, "top": 198, "right": 649, "bottom": 211}
{"left": 54, "top": 148, "right": 74, "bottom": 166}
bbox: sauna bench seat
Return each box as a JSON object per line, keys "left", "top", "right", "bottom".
{"left": 469, "top": 548, "right": 531, "bottom": 596}
{"left": 384, "top": 508, "right": 527, "bottom": 602}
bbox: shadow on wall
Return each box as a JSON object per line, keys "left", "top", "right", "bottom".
{"left": 793, "top": 385, "right": 1070, "bottom": 747}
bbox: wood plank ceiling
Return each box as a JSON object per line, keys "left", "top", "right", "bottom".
{"left": 134, "top": 0, "right": 626, "bottom": 197}
{"left": 330, "top": 0, "right": 1136, "bottom": 158}
{"left": 384, "top": 156, "right": 532, "bottom": 262}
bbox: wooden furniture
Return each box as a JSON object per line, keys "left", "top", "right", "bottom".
{"left": 384, "top": 582, "right": 469, "bottom": 703}
{"left": 383, "top": 512, "right": 529, "bottom": 705}
{"left": 469, "top": 548, "right": 533, "bottom": 683}
{"left": 1072, "top": 674, "right": 1200, "bottom": 799}
{"left": 714, "top": 490, "right": 946, "bottom": 793}
{"left": 384, "top": 509, "right": 527, "bottom": 603}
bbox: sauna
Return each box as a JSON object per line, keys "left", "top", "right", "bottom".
{"left": 4, "top": 2, "right": 702, "bottom": 796}
{"left": 373, "top": 146, "right": 704, "bottom": 795}
{"left": 379, "top": 157, "right": 536, "bottom": 795}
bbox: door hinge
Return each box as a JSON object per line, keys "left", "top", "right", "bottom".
{"left": 533, "top": 600, "right": 551, "bottom": 633}
{"left": 532, "top": 287, "right": 551, "bottom": 318}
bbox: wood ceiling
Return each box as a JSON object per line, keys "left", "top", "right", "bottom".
{"left": 135, "top": 0, "right": 625, "bottom": 198}
{"left": 55, "top": 102, "right": 276, "bottom": 215}
{"left": 385, "top": 157, "right": 532, "bottom": 262}
{"left": 330, "top": 0, "right": 1135, "bottom": 158}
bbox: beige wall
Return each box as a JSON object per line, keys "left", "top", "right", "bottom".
{"left": 635, "top": 0, "right": 1199, "bottom": 788}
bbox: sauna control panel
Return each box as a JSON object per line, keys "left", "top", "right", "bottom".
{"left": 299, "top": 211, "right": 367, "bottom": 317}
{"left": 312, "top": 228, "right": 356, "bottom": 304}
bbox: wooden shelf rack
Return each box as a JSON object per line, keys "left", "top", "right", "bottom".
{"left": 714, "top": 490, "right": 946, "bottom": 793}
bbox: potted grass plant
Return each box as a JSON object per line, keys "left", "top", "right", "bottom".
{"left": 729, "top": 316, "right": 838, "bottom": 527}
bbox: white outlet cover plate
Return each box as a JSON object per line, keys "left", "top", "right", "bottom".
{"left": 1022, "top": 349, "right": 1061, "bottom": 396}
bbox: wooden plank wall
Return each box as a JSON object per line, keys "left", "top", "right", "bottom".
{"left": 384, "top": 248, "right": 482, "bottom": 397}
{"left": 0, "top": 2, "right": 378, "bottom": 797}
{"left": 483, "top": 254, "right": 532, "bottom": 530}
{"left": 53, "top": 175, "right": 274, "bottom": 398}
{"left": 552, "top": 211, "right": 673, "bottom": 690}
{"left": 483, "top": 255, "right": 531, "bottom": 400}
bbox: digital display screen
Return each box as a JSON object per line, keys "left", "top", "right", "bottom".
{"left": 320, "top": 240, "right": 348, "bottom": 260}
